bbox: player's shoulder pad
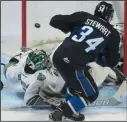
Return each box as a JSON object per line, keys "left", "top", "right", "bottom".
{"left": 114, "top": 28, "right": 121, "bottom": 39}
{"left": 71, "top": 11, "right": 90, "bottom": 16}
{"left": 113, "top": 27, "right": 120, "bottom": 35}
{"left": 111, "top": 25, "right": 121, "bottom": 41}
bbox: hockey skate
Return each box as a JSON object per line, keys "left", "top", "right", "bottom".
{"left": 49, "top": 102, "right": 85, "bottom": 121}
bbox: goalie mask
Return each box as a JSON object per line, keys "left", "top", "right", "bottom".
{"left": 26, "top": 49, "right": 52, "bottom": 72}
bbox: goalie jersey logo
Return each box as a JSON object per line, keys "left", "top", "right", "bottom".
{"left": 37, "top": 73, "right": 46, "bottom": 82}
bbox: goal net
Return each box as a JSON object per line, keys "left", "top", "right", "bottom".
{"left": 21, "top": 1, "right": 127, "bottom": 76}
{"left": 124, "top": 1, "right": 127, "bottom": 77}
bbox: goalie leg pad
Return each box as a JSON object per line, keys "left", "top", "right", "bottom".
{"left": 26, "top": 95, "right": 49, "bottom": 108}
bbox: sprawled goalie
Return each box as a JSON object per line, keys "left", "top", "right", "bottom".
{"left": 3, "top": 49, "right": 66, "bottom": 107}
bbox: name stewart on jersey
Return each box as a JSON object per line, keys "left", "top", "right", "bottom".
{"left": 85, "top": 19, "right": 111, "bottom": 37}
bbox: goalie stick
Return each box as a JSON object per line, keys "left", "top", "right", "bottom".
{"left": 90, "top": 67, "right": 127, "bottom": 107}
{"left": 90, "top": 80, "right": 126, "bottom": 107}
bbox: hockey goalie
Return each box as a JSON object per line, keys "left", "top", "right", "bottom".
{"left": 3, "top": 49, "right": 66, "bottom": 107}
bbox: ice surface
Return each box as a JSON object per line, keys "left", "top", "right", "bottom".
{"left": 1, "top": 111, "right": 127, "bottom": 121}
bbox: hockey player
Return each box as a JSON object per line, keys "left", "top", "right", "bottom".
{"left": 3, "top": 49, "right": 66, "bottom": 107}
{"left": 49, "top": 1, "right": 120, "bottom": 121}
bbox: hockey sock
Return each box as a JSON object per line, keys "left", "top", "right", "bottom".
{"left": 65, "top": 88, "right": 74, "bottom": 101}
{"left": 67, "top": 96, "right": 88, "bottom": 113}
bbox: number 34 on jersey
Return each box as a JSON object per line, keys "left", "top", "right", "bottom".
{"left": 71, "top": 26, "right": 104, "bottom": 53}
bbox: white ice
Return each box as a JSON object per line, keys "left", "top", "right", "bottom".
{"left": 1, "top": 110, "right": 126, "bottom": 121}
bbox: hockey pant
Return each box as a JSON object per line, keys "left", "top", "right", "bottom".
{"left": 53, "top": 54, "right": 99, "bottom": 114}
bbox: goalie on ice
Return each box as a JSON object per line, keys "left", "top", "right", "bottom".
{"left": 3, "top": 49, "right": 66, "bottom": 107}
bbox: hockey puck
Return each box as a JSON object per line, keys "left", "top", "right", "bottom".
{"left": 35, "top": 23, "right": 41, "bottom": 28}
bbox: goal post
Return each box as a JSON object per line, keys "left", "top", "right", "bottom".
{"left": 124, "top": 1, "right": 127, "bottom": 77}
{"left": 22, "top": 0, "right": 26, "bottom": 48}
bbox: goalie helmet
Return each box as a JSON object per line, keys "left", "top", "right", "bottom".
{"left": 25, "top": 49, "right": 52, "bottom": 72}
{"left": 94, "top": 2, "right": 114, "bottom": 22}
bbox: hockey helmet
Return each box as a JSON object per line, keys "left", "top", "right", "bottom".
{"left": 94, "top": 2, "right": 114, "bottom": 22}
{"left": 26, "top": 49, "right": 52, "bottom": 71}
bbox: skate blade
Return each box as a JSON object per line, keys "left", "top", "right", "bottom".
{"left": 48, "top": 116, "right": 73, "bottom": 121}
{"left": 62, "top": 116, "right": 81, "bottom": 121}
{"left": 48, "top": 117, "right": 84, "bottom": 121}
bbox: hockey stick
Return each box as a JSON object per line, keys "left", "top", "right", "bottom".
{"left": 89, "top": 80, "right": 126, "bottom": 107}
{"left": 1, "top": 104, "right": 52, "bottom": 111}
{"left": 89, "top": 67, "right": 127, "bottom": 107}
